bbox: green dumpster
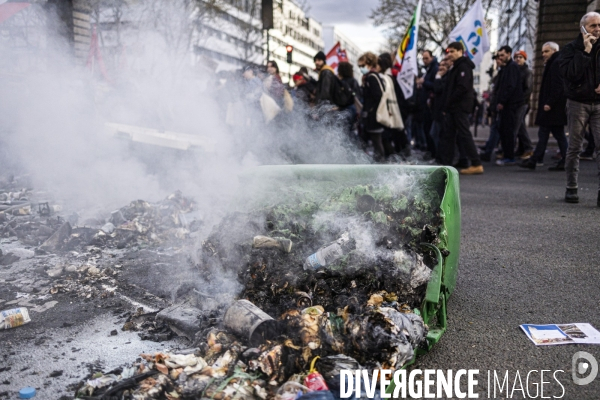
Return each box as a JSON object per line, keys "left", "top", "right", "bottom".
{"left": 240, "top": 164, "right": 461, "bottom": 363}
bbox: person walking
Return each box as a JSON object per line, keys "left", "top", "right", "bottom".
{"left": 438, "top": 42, "right": 483, "bottom": 174}
{"left": 519, "top": 42, "right": 568, "bottom": 171}
{"left": 480, "top": 55, "right": 503, "bottom": 162}
{"left": 513, "top": 50, "right": 534, "bottom": 159}
{"left": 495, "top": 45, "right": 524, "bottom": 166}
{"left": 559, "top": 11, "right": 600, "bottom": 205}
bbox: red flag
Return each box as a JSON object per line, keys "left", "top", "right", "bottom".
{"left": 325, "top": 42, "right": 348, "bottom": 72}
{"left": 0, "top": 1, "right": 30, "bottom": 24}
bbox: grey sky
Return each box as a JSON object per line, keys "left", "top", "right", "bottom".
{"left": 304, "top": 0, "right": 388, "bottom": 53}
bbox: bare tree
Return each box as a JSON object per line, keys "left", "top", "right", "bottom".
{"left": 371, "top": 0, "right": 499, "bottom": 52}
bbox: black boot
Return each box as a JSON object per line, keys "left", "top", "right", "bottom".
{"left": 548, "top": 160, "right": 565, "bottom": 171}
{"left": 519, "top": 158, "right": 536, "bottom": 170}
{"left": 565, "top": 188, "right": 579, "bottom": 203}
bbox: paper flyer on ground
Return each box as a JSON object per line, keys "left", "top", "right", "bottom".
{"left": 520, "top": 323, "right": 600, "bottom": 345}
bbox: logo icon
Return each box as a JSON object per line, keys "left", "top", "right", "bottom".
{"left": 572, "top": 351, "right": 598, "bottom": 385}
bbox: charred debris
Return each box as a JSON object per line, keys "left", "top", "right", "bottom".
{"left": 0, "top": 171, "right": 448, "bottom": 399}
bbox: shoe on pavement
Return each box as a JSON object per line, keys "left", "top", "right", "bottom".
{"left": 548, "top": 161, "right": 565, "bottom": 171}
{"left": 580, "top": 151, "right": 594, "bottom": 161}
{"left": 565, "top": 188, "right": 579, "bottom": 203}
{"left": 520, "top": 150, "right": 534, "bottom": 160}
{"left": 519, "top": 159, "right": 536, "bottom": 170}
{"left": 495, "top": 152, "right": 504, "bottom": 160}
{"left": 536, "top": 162, "right": 544, "bottom": 167}
{"left": 496, "top": 158, "right": 516, "bottom": 166}
{"left": 460, "top": 165, "right": 484, "bottom": 175}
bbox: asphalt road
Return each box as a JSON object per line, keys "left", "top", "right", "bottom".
{"left": 414, "top": 157, "right": 600, "bottom": 399}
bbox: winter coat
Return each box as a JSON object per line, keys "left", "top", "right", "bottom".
{"left": 342, "top": 76, "right": 362, "bottom": 101}
{"left": 443, "top": 56, "right": 475, "bottom": 114}
{"left": 431, "top": 74, "right": 448, "bottom": 121}
{"left": 559, "top": 33, "right": 600, "bottom": 103}
{"left": 518, "top": 64, "right": 533, "bottom": 104}
{"left": 265, "top": 74, "right": 285, "bottom": 105}
{"left": 535, "top": 51, "right": 568, "bottom": 126}
{"left": 422, "top": 57, "right": 440, "bottom": 95}
{"left": 362, "top": 71, "right": 385, "bottom": 132}
{"left": 315, "top": 65, "right": 337, "bottom": 104}
{"left": 495, "top": 59, "right": 524, "bottom": 109}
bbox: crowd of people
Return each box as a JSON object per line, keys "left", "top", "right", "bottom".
{"left": 225, "top": 11, "right": 600, "bottom": 205}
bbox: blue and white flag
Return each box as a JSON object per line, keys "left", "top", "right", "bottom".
{"left": 448, "top": 0, "right": 490, "bottom": 65}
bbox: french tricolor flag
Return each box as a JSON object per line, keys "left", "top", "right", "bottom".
{"left": 0, "top": 0, "right": 30, "bottom": 24}
{"left": 325, "top": 41, "right": 348, "bottom": 72}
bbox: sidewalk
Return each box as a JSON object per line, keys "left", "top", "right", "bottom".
{"left": 470, "top": 125, "right": 561, "bottom": 148}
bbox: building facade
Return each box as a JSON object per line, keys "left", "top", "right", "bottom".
{"left": 266, "top": 0, "right": 323, "bottom": 83}
{"left": 322, "top": 25, "right": 362, "bottom": 79}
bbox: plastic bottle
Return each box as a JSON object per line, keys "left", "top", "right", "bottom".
{"left": 303, "top": 233, "right": 352, "bottom": 270}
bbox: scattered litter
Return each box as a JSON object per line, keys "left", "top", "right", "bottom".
{"left": 18, "top": 386, "right": 36, "bottom": 399}
{"left": 521, "top": 323, "right": 600, "bottom": 345}
{"left": 1, "top": 307, "right": 31, "bottom": 329}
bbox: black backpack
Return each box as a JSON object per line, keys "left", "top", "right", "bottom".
{"left": 332, "top": 77, "right": 355, "bottom": 108}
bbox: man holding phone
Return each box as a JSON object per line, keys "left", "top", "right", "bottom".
{"left": 559, "top": 12, "right": 600, "bottom": 205}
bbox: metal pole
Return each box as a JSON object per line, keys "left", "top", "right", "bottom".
{"left": 266, "top": 29, "right": 270, "bottom": 63}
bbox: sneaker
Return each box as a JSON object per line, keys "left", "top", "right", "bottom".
{"left": 548, "top": 161, "right": 565, "bottom": 171}
{"left": 520, "top": 150, "right": 534, "bottom": 160}
{"left": 519, "top": 159, "right": 536, "bottom": 170}
{"left": 495, "top": 152, "right": 504, "bottom": 160}
{"left": 565, "top": 188, "right": 579, "bottom": 203}
{"left": 580, "top": 151, "right": 594, "bottom": 161}
{"left": 459, "top": 165, "right": 484, "bottom": 175}
{"left": 496, "top": 158, "right": 516, "bottom": 166}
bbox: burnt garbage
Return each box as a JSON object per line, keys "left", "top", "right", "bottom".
{"left": 72, "top": 169, "right": 448, "bottom": 399}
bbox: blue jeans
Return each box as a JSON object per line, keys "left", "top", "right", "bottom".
{"left": 565, "top": 99, "right": 600, "bottom": 189}
{"left": 483, "top": 117, "right": 500, "bottom": 157}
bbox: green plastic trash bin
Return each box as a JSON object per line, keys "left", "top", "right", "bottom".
{"left": 240, "top": 164, "right": 461, "bottom": 359}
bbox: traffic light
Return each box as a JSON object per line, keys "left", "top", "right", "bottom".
{"left": 286, "top": 45, "right": 293, "bottom": 64}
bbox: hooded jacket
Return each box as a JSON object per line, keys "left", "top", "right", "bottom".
{"left": 443, "top": 56, "right": 475, "bottom": 114}
{"left": 315, "top": 65, "right": 337, "bottom": 104}
{"left": 559, "top": 33, "right": 600, "bottom": 103}
{"left": 536, "top": 51, "right": 567, "bottom": 126}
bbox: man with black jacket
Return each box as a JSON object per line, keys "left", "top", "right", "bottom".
{"left": 520, "top": 42, "right": 568, "bottom": 171}
{"left": 559, "top": 11, "right": 600, "bottom": 205}
{"left": 313, "top": 51, "right": 337, "bottom": 105}
{"left": 418, "top": 50, "right": 439, "bottom": 154}
{"left": 513, "top": 50, "right": 534, "bottom": 158}
{"left": 438, "top": 42, "right": 483, "bottom": 174}
{"left": 495, "top": 45, "right": 524, "bottom": 165}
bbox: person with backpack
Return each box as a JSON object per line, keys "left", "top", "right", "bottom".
{"left": 359, "top": 51, "right": 390, "bottom": 161}
{"left": 378, "top": 52, "right": 409, "bottom": 158}
{"left": 337, "top": 61, "right": 361, "bottom": 140}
